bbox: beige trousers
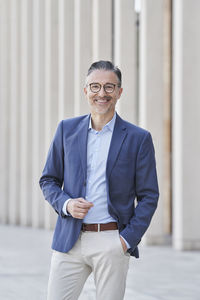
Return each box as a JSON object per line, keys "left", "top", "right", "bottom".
{"left": 47, "top": 230, "right": 130, "bottom": 300}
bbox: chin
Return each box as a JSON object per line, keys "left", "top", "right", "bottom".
{"left": 94, "top": 108, "right": 109, "bottom": 115}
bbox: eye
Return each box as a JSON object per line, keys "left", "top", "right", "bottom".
{"left": 90, "top": 83, "right": 101, "bottom": 93}
{"left": 92, "top": 84, "right": 100, "bottom": 89}
{"left": 104, "top": 84, "right": 114, "bottom": 92}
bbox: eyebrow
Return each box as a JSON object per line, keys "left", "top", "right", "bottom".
{"left": 88, "top": 82, "right": 117, "bottom": 85}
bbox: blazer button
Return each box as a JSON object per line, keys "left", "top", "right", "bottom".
{"left": 83, "top": 182, "right": 86, "bottom": 186}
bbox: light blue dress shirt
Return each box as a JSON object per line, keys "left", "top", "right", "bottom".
{"left": 83, "top": 113, "right": 117, "bottom": 223}
{"left": 63, "top": 112, "right": 130, "bottom": 249}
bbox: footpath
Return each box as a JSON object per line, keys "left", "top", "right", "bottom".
{"left": 0, "top": 225, "right": 200, "bottom": 300}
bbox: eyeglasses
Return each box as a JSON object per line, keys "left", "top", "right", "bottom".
{"left": 87, "top": 82, "right": 121, "bottom": 94}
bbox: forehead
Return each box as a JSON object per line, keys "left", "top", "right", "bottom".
{"left": 87, "top": 69, "right": 118, "bottom": 84}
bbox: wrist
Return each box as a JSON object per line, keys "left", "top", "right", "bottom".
{"left": 120, "top": 236, "right": 128, "bottom": 252}
{"left": 66, "top": 199, "right": 73, "bottom": 213}
{"left": 62, "top": 198, "right": 72, "bottom": 216}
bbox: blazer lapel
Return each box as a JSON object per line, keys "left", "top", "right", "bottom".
{"left": 77, "top": 115, "right": 90, "bottom": 181}
{"left": 106, "top": 114, "right": 127, "bottom": 179}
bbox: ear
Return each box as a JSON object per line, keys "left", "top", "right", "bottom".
{"left": 118, "top": 87, "right": 123, "bottom": 99}
{"left": 84, "top": 87, "right": 88, "bottom": 96}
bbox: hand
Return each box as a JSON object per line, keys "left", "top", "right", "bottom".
{"left": 120, "top": 236, "right": 128, "bottom": 253}
{"left": 67, "top": 198, "right": 93, "bottom": 219}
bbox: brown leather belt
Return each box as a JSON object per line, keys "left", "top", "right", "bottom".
{"left": 82, "top": 222, "right": 118, "bottom": 232}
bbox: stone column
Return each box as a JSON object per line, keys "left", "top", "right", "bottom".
{"left": 8, "top": 0, "right": 20, "bottom": 225}
{"left": 139, "top": 0, "right": 171, "bottom": 244}
{"left": 172, "top": 0, "right": 200, "bottom": 250}
{"left": 58, "top": 0, "right": 75, "bottom": 120}
{"left": 32, "top": 0, "right": 47, "bottom": 228}
{"left": 74, "top": 0, "right": 92, "bottom": 116}
{"left": 0, "top": 0, "right": 9, "bottom": 224}
{"left": 19, "top": 0, "right": 32, "bottom": 226}
{"left": 114, "top": 0, "right": 138, "bottom": 124}
{"left": 43, "top": 0, "right": 59, "bottom": 229}
{"left": 92, "top": 0, "right": 112, "bottom": 62}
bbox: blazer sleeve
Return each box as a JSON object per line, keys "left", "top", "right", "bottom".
{"left": 120, "top": 132, "right": 159, "bottom": 252}
{"left": 39, "top": 121, "right": 71, "bottom": 217}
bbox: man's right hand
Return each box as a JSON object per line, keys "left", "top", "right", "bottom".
{"left": 66, "top": 198, "right": 93, "bottom": 219}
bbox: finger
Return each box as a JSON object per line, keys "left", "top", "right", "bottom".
{"left": 77, "top": 201, "right": 93, "bottom": 208}
{"left": 73, "top": 201, "right": 87, "bottom": 208}
{"left": 78, "top": 198, "right": 93, "bottom": 205}
{"left": 74, "top": 208, "right": 90, "bottom": 214}
{"left": 76, "top": 204, "right": 93, "bottom": 210}
{"left": 74, "top": 212, "right": 85, "bottom": 219}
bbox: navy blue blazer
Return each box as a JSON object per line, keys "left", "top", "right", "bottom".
{"left": 39, "top": 113, "right": 159, "bottom": 258}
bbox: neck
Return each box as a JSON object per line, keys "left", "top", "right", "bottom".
{"left": 91, "top": 112, "right": 115, "bottom": 131}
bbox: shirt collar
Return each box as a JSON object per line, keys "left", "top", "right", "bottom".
{"left": 88, "top": 112, "right": 116, "bottom": 132}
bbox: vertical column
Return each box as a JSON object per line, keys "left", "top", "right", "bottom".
{"left": 19, "top": 0, "right": 32, "bottom": 226}
{"left": 114, "top": 0, "right": 137, "bottom": 124}
{"left": 44, "top": 0, "right": 59, "bottom": 148}
{"left": 0, "top": 0, "right": 9, "bottom": 223}
{"left": 58, "top": 0, "right": 74, "bottom": 120}
{"left": 74, "top": 0, "right": 92, "bottom": 116}
{"left": 32, "top": 0, "right": 46, "bottom": 228}
{"left": 172, "top": 0, "right": 200, "bottom": 250}
{"left": 139, "top": 0, "right": 169, "bottom": 244}
{"left": 8, "top": 0, "right": 20, "bottom": 225}
{"left": 43, "top": 0, "right": 52, "bottom": 229}
{"left": 162, "top": 0, "right": 172, "bottom": 235}
{"left": 32, "top": 0, "right": 40, "bottom": 227}
{"left": 92, "top": 0, "right": 112, "bottom": 62}
{"left": 43, "top": 0, "right": 59, "bottom": 229}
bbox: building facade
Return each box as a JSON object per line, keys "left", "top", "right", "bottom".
{"left": 0, "top": 0, "right": 200, "bottom": 250}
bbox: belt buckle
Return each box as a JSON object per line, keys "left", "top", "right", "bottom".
{"left": 97, "top": 224, "right": 100, "bottom": 232}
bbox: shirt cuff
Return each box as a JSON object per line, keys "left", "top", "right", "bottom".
{"left": 120, "top": 235, "right": 131, "bottom": 250}
{"left": 62, "top": 199, "right": 72, "bottom": 216}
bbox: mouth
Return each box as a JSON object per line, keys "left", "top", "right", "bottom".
{"left": 95, "top": 97, "right": 111, "bottom": 103}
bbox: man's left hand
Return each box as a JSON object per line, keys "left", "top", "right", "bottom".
{"left": 120, "top": 236, "right": 128, "bottom": 253}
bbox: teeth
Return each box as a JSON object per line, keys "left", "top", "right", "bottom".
{"left": 96, "top": 99, "right": 108, "bottom": 103}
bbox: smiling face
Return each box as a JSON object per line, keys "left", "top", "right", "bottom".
{"left": 84, "top": 69, "right": 123, "bottom": 119}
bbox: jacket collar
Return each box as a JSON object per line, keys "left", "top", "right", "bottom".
{"left": 106, "top": 114, "right": 127, "bottom": 178}
{"left": 77, "top": 113, "right": 127, "bottom": 180}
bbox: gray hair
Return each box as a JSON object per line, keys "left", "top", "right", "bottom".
{"left": 86, "top": 60, "right": 122, "bottom": 87}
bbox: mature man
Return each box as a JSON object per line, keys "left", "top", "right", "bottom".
{"left": 39, "top": 60, "right": 159, "bottom": 300}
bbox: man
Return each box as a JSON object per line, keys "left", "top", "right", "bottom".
{"left": 39, "top": 60, "right": 159, "bottom": 300}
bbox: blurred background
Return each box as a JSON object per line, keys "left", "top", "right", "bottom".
{"left": 0, "top": 0, "right": 200, "bottom": 252}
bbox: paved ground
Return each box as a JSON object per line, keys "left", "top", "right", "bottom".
{"left": 0, "top": 225, "right": 200, "bottom": 300}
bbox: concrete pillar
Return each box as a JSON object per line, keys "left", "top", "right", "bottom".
{"left": 74, "top": 0, "right": 92, "bottom": 116}
{"left": 8, "top": 0, "right": 20, "bottom": 225}
{"left": 19, "top": 0, "right": 32, "bottom": 226}
{"left": 43, "top": 0, "right": 58, "bottom": 229}
{"left": 32, "top": 0, "right": 46, "bottom": 228}
{"left": 92, "top": 0, "right": 112, "bottom": 62}
{"left": 172, "top": 0, "right": 200, "bottom": 250}
{"left": 139, "top": 0, "right": 170, "bottom": 244}
{"left": 114, "top": 0, "right": 138, "bottom": 124}
{"left": 58, "top": 0, "right": 74, "bottom": 120}
{"left": 0, "top": 0, "right": 9, "bottom": 224}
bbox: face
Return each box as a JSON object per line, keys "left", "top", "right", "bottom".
{"left": 84, "top": 69, "right": 123, "bottom": 118}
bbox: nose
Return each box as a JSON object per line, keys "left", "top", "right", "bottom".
{"left": 98, "top": 86, "right": 106, "bottom": 97}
